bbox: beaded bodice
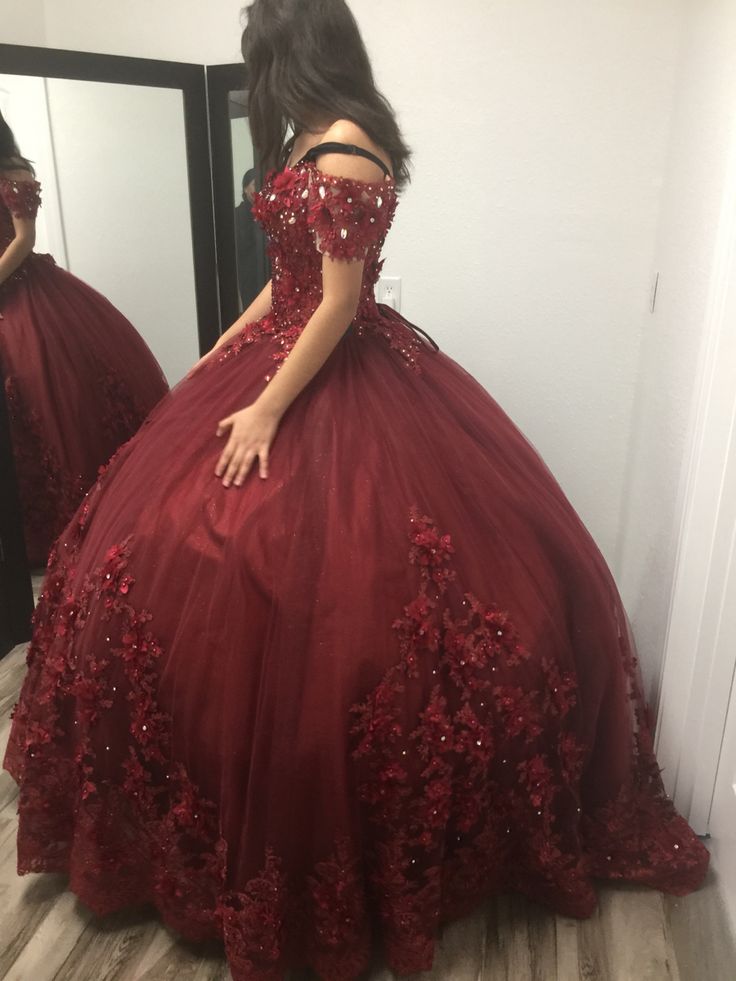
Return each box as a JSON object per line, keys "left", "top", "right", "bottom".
{"left": 251, "top": 159, "right": 397, "bottom": 331}
{"left": 0, "top": 175, "right": 41, "bottom": 250}
{"left": 0, "top": 176, "right": 53, "bottom": 294}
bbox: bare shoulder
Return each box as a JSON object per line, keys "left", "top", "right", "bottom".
{"left": 316, "top": 119, "right": 393, "bottom": 182}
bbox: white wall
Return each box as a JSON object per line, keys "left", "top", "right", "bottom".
{"left": 44, "top": 77, "right": 199, "bottom": 385}
{"left": 0, "top": 0, "right": 46, "bottom": 46}
{"left": 352, "top": 0, "right": 684, "bottom": 572}
{"left": 617, "top": 0, "right": 736, "bottom": 702}
{"left": 37, "top": 0, "right": 242, "bottom": 65}
{"left": 3, "top": 0, "right": 715, "bottom": 695}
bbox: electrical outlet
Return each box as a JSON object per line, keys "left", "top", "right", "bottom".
{"left": 377, "top": 275, "right": 402, "bottom": 312}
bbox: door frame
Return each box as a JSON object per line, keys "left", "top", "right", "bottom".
{"left": 654, "top": 112, "right": 736, "bottom": 834}
{"left": 206, "top": 62, "right": 270, "bottom": 331}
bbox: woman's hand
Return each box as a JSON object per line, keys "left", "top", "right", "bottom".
{"left": 215, "top": 402, "right": 280, "bottom": 487}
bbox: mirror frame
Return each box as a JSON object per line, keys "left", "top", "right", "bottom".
{"left": 0, "top": 42, "right": 221, "bottom": 352}
{"left": 206, "top": 63, "right": 270, "bottom": 330}
{"left": 0, "top": 387, "right": 33, "bottom": 654}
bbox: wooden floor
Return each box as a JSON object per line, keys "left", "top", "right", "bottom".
{"left": 1, "top": 641, "right": 734, "bottom": 981}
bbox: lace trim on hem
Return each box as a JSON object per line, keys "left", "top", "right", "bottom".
{"left": 3, "top": 501, "right": 709, "bottom": 980}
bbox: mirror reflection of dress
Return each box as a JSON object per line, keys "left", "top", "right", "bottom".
{"left": 0, "top": 171, "right": 169, "bottom": 566}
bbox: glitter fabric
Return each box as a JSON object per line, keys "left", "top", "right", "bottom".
{"left": 4, "top": 150, "right": 708, "bottom": 980}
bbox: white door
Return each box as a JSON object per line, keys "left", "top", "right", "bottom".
{"left": 707, "top": 522, "right": 736, "bottom": 934}
{"left": 654, "top": 108, "right": 736, "bottom": 938}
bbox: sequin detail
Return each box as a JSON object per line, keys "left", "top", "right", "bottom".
{"left": 0, "top": 177, "right": 55, "bottom": 296}
{"left": 212, "top": 160, "right": 425, "bottom": 378}
{"left": 3, "top": 505, "right": 709, "bottom": 980}
{"left": 0, "top": 175, "right": 41, "bottom": 219}
{"left": 349, "top": 509, "right": 708, "bottom": 936}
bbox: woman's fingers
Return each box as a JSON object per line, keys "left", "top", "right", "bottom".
{"left": 222, "top": 446, "right": 253, "bottom": 487}
{"left": 214, "top": 444, "right": 231, "bottom": 478}
{"left": 214, "top": 418, "right": 272, "bottom": 487}
{"left": 214, "top": 428, "right": 236, "bottom": 477}
{"left": 233, "top": 450, "right": 256, "bottom": 487}
{"left": 258, "top": 446, "right": 269, "bottom": 479}
{"left": 224, "top": 441, "right": 242, "bottom": 485}
{"left": 221, "top": 443, "right": 243, "bottom": 487}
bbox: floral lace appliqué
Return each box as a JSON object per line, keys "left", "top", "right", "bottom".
{"left": 210, "top": 161, "right": 430, "bottom": 381}
{"left": 4, "top": 506, "right": 709, "bottom": 980}
{"left": 0, "top": 176, "right": 55, "bottom": 297}
{"left": 0, "top": 175, "right": 41, "bottom": 220}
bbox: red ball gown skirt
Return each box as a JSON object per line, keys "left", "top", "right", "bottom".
{"left": 3, "top": 302, "right": 709, "bottom": 980}
{"left": 0, "top": 253, "right": 169, "bottom": 565}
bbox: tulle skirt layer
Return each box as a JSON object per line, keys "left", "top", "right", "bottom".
{"left": 0, "top": 255, "right": 168, "bottom": 564}
{"left": 3, "top": 307, "right": 709, "bottom": 980}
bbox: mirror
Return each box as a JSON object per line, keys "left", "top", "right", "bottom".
{"left": 0, "top": 48, "right": 220, "bottom": 591}
{"left": 228, "top": 87, "right": 263, "bottom": 313}
{"left": 1, "top": 73, "right": 200, "bottom": 384}
{"left": 0, "top": 73, "right": 194, "bottom": 574}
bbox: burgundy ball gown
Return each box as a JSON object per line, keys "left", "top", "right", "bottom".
{"left": 3, "top": 144, "right": 708, "bottom": 981}
{"left": 0, "top": 175, "right": 169, "bottom": 566}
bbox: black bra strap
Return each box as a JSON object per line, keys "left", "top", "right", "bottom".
{"left": 298, "top": 141, "right": 392, "bottom": 178}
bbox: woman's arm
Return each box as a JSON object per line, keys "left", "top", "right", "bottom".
{"left": 214, "top": 251, "right": 364, "bottom": 486}
{"left": 0, "top": 213, "right": 35, "bottom": 288}
{"left": 187, "top": 278, "right": 272, "bottom": 377}
{"left": 255, "top": 256, "right": 362, "bottom": 417}
{"left": 214, "top": 149, "right": 387, "bottom": 487}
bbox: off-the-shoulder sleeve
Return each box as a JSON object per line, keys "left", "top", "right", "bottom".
{"left": 306, "top": 168, "right": 394, "bottom": 262}
{"left": 0, "top": 179, "right": 41, "bottom": 219}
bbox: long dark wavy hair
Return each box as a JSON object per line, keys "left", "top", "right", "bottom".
{"left": 241, "top": 0, "right": 411, "bottom": 189}
{"left": 0, "top": 110, "right": 34, "bottom": 175}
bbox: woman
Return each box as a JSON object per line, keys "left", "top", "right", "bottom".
{"left": 3, "top": 2, "right": 708, "bottom": 979}
{"left": 0, "top": 111, "right": 169, "bottom": 566}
